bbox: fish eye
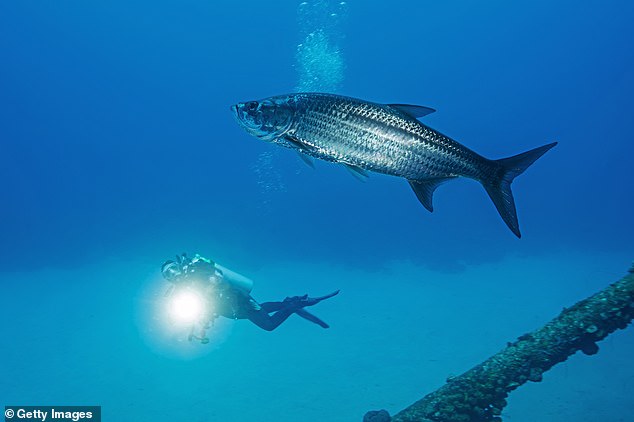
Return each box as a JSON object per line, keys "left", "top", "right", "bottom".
{"left": 246, "top": 101, "right": 258, "bottom": 111}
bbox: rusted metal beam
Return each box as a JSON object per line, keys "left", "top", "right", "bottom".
{"left": 365, "top": 263, "right": 634, "bottom": 422}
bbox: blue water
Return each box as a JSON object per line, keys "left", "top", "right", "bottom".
{"left": 1, "top": 1, "right": 633, "bottom": 421}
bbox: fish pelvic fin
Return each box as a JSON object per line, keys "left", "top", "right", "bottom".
{"left": 345, "top": 164, "right": 369, "bottom": 182}
{"left": 484, "top": 142, "right": 558, "bottom": 238}
{"left": 409, "top": 177, "right": 457, "bottom": 212}
{"left": 296, "top": 151, "right": 315, "bottom": 168}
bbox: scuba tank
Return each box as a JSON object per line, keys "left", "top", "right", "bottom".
{"left": 163, "top": 253, "right": 254, "bottom": 294}
{"left": 214, "top": 264, "right": 254, "bottom": 294}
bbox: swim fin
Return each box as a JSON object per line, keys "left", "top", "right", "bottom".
{"left": 294, "top": 290, "right": 339, "bottom": 328}
{"left": 309, "top": 290, "right": 340, "bottom": 303}
{"left": 285, "top": 290, "right": 340, "bottom": 307}
{"left": 295, "top": 309, "right": 330, "bottom": 328}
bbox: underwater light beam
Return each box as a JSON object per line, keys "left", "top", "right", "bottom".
{"left": 167, "top": 289, "right": 205, "bottom": 325}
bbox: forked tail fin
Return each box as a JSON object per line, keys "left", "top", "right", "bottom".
{"left": 484, "top": 142, "right": 557, "bottom": 238}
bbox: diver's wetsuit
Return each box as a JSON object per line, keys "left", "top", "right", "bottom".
{"left": 207, "top": 284, "right": 302, "bottom": 331}
{"left": 163, "top": 254, "right": 338, "bottom": 337}
{"left": 214, "top": 289, "right": 306, "bottom": 331}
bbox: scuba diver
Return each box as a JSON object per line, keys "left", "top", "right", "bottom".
{"left": 161, "top": 253, "right": 339, "bottom": 343}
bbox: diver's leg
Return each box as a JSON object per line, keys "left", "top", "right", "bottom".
{"left": 247, "top": 307, "right": 297, "bottom": 331}
{"left": 249, "top": 291, "right": 340, "bottom": 331}
{"left": 258, "top": 302, "right": 281, "bottom": 313}
{"left": 259, "top": 301, "right": 285, "bottom": 313}
{"left": 262, "top": 291, "right": 340, "bottom": 312}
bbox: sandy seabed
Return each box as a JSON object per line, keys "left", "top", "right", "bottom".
{"left": 1, "top": 250, "right": 632, "bottom": 422}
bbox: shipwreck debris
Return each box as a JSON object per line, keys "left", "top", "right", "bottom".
{"left": 365, "top": 262, "right": 634, "bottom": 422}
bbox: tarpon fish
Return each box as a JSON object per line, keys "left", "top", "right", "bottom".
{"left": 231, "top": 93, "right": 556, "bottom": 237}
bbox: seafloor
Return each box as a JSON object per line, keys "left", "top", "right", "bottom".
{"left": 1, "top": 251, "right": 631, "bottom": 422}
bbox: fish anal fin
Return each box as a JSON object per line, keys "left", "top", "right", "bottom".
{"left": 388, "top": 104, "right": 436, "bottom": 119}
{"left": 408, "top": 177, "right": 456, "bottom": 212}
{"left": 344, "top": 164, "right": 369, "bottom": 182}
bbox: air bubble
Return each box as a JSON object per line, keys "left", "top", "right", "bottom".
{"left": 296, "top": 0, "right": 348, "bottom": 92}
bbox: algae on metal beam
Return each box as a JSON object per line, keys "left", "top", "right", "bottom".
{"left": 365, "top": 263, "right": 634, "bottom": 422}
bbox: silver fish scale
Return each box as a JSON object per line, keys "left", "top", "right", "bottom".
{"left": 285, "top": 93, "right": 493, "bottom": 182}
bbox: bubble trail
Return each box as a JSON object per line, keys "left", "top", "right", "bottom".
{"left": 253, "top": 1, "right": 349, "bottom": 205}
{"left": 296, "top": 0, "right": 348, "bottom": 93}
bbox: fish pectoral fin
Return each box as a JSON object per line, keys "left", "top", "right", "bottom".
{"left": 284, "top": 134, "right": 316, "bottom": 152}
{"left": 388, "top": 104, "right": 436, "bottom": 119}
{"left": 284, "top": 134, "right": 317, "bottom": 169}
{"left": 296, "top": 151, "right": 315, "bottom": 169}
{"left": 344, "top": 164, "right": 369, "bottom": 182}
{"left": 408, "top": 177, "right": 456, "bottom": 212}
{"left": 285, "top": 135, "right": 317, "bottom": 168}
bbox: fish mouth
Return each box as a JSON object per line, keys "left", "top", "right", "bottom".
{"left": 231, "top": 103, "right": 264, "bottom": 138}
{"left": 230, "top": 103, "right": 245, "bottom": 125}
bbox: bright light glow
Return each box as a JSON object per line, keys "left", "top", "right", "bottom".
{"left": 168, "top": 290, "right": 204, "bottom": 324}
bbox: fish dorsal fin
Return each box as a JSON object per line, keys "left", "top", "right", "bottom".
{"left": 296, "top": 151, "right": 315, "bottom": 168}
{"left": 344, "top": 164, "right": 369, "bottom": 182}
{"left": 388, "top": 104, "right": 436, "bottom": 118}
{"left": 408, "top": 177, "right": 456, "bottom": 212}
